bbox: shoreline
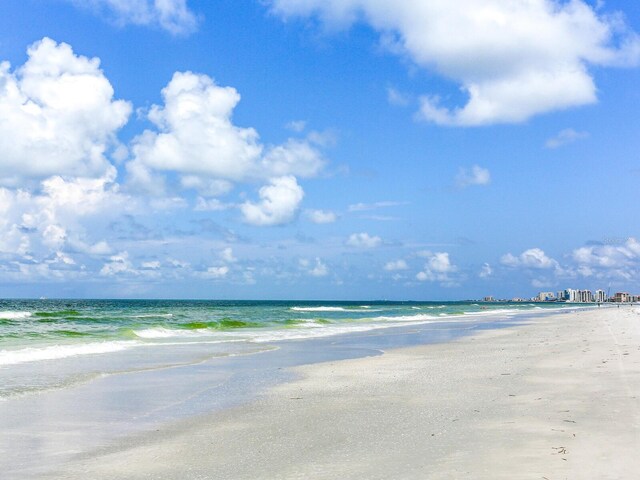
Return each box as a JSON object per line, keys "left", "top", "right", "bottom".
{"left": 3, "top": 309, "right": 531, "bottom": 479}
{"left": 19, "top": 305, "right": 640, "bottom": 479}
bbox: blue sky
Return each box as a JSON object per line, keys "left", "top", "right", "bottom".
{"left": 0, "top": 0, "right": 639, "bottom": 300}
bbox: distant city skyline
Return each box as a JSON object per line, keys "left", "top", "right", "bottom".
{"left": 483, "top": 287, "right": 638, "bottom": 303}
{"left": 0, "top": 1, "right": 639, "bottom": 300}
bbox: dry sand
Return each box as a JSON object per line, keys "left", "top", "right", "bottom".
{"left": 45, "top": 307, "right": 640, "bottom": 479}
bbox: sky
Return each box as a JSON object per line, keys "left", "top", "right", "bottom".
{"left": 0, "top": 0, "right": 639, "bottom": 300}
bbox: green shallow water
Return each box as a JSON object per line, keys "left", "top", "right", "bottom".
{"left": 0, "top": 299, "right": 591, "bottom": 369}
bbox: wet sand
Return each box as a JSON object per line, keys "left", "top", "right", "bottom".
{"left": 37, "top": 307, "right": 640, "bottom": 479}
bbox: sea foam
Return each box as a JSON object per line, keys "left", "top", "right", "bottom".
{"left": 132, "top": 327, "right": 217, "bottom": 339}
{"left": 290, "top": 306, "right": 381, "bottom": 312}
{"left": 290, "top": 306, "right": 350, "bottom": 312}
{"left": 0, "top": 341, "right": 137, "bottom": 366}
{"left": 0, "top": 311, "right": 32, "bottom": 320}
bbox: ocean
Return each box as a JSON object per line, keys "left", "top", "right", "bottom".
{"left": 0, "top": 298, "right": 584, "bottom": 400}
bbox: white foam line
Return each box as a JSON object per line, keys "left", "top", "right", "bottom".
{"left": 290, "top": 307, "right": 349, "bottom": 312}
{"left": 0, "top": 311, "right": 32, "bottom": 320}
{"left": 0, "top": 341, "right": 140, "bottom": 366}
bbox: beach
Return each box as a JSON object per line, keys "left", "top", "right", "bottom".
{"left": 3, "top": 305, "right": 640, "bottom": 479}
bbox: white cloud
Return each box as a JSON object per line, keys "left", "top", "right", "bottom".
{"left": 203, "top": 265, "right": 229, "bottom": 279}
{"left": 479, "top": 262, "right": 492, "bottom": 278}
{"left": 572, "top": 238, "right": 640, "bottom": 269}
{"left": 384, "top": 259, "right": 408, "bottom": 271}
{"left": 306, "top": 209, "right": 337, "bottom": 224}
{"left": 271, "top": 0, "right": 640, "bottom": 125}
{"left": 261, "top": 138, "right": 325, "bottom": 178}
{"left": 42, "top": 224, "right": 67, "bottom": 249}
{"left": 36, "top": 168, "right": 126, "bottom": 216}
{"left": 141, "top": 260, "right": 161, "bottom": 269}
{"left": 181, "top": 177, "right": 234, "bottom": 197}
{"left": 492, "top": 239, "right": 640, "bottom": 284}
{"left": 0, "top": 38, "right": 131, "bottom": 184}
{"left": 194, "top": 197, "right": 232, "bottom": 212}
{"left": 303, "top": 257, "right": 329, "bottom": 277}
{"left": 240, "top": 176, "right": 304, "bottom": 226}
{"left": 346, "top": 232, "right": 382, "bottom": 248}
{"left": 416, "top": 251, "right": 457, "bottom": 283}
{"left": 220, "top": 247, "right": 237, "bottom": 263}
{"left": 310, "top": 259, "right": 329, "bottom": 277}
{"left": 79, "top": 240, "right": 112, "bottom": 256}
{"left": 0, "top": 168, "right": 131, "bottom": 266}
{"left": 455, "top": 165, "right": 491, "bottom": 188}
{"left": 129, "top": 71, "right": 324, "bottom": 194}
{"left": 149, "top": 196, "right": 188, "bottom": 211}
{"left": 348, "top": 201, "right": 407, "bottom": 212}
{"left": 129, "top": 72, "right": 262, "bottom": 188}
{"left": 169, "top": 258, "right": 190, "bottom": 269}
{"left": 49, "top": 251, "right": 76, "bottom": 266}
{"left": 545, "top": 128, "right": 589, "bottom": 149}
{"left": 69, "top": 0, "right": 198, "bottom": 35}
{"left": 500, "top": 248, "right": 557, "bottom": 269}
{"left": 286, "top": 120, "right": 307, "bottom": 132}
{"left": 100, "top": 251, "right": 134, "bottom": 276}
{"left": 415, "top": 271, "right": 429, "bottom": 282}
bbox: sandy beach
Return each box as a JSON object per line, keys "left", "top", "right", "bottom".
{"left": 28, "top": 306, "right": 639, "bottom": 479}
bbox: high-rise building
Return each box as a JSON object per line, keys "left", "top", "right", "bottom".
{"left": 537, "top": 292, "right": 555, "bottom": 302}
{"left": 595, "top": 289, "right": 607, "bottom": 303}
{"left": 613, "top": 292, "right": 631, "bottom": 303}
{"left": 577, "top": 290, "right": 594, "bottom": 302}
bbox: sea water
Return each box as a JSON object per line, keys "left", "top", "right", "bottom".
{"left": 0, "top": 298, "right": 585, "bottom": 400}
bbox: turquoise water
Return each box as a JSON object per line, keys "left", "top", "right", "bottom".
{"left": 0, "top": 299, "right": 584, "bottom": 369}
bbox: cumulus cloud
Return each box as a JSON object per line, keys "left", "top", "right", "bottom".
{"left": 194, "top": 197, "right": 232, "bottom": 212}
{"left": 494, "top": 239, "right": 640, "bottom": 284}
{"left": 384, "top": 259, "right": 408, "bottom": 271}
{"left": 306, "top": 209, "right": 337, "bottom": 224}
{"left": 455, "top": 165, "right": 491, "bottom": 188}
{"left": 0, "top": 168, "right": 130, "bottom": 262}
{"left": 261, "top": 138, "right": 325, "bottom": 178}
{"left": 129, "top": 71, "right": 324, "bottom": 195}
{"left": 479, "top": 262, "right": 493, "bottom": 278}
{"left": 271, "top": 0, "right": 640, "bottom": 125}
{"left": 129, "top": 72, "right": 261, "bottom": 189}
{"left": 300, "top": 257, "right": 329, "bottom": 277}
{"left": 416, "top": 251, "right": 457, "bottom": 283}
{"left": 0, "top": 38, "right": 131, "bottom": 184}
{"left": 346, "top": 232, "right": 382, "bottom": 248}
{"left": 240, "top": 176, "right": 304, "bottom": 226}
{"left": 572, "top": 238, "right": 640, "bottom": 269}
{"left": 202, "top": 265, "right": 229, "bottom": 279}
{"left": 68, "top": 0, "right": 198, "bottom": 35}
{"left": 100, "top": 251, "right": 135, "bottom": 276}
{"left": 501, "top": 248, "right": 558, "bottom": 269}
{"left": 545, "top": 128, "right": 589, "bottom": 149}
{"left": 220, "top": 247, "right": 237, "bottom": 263}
